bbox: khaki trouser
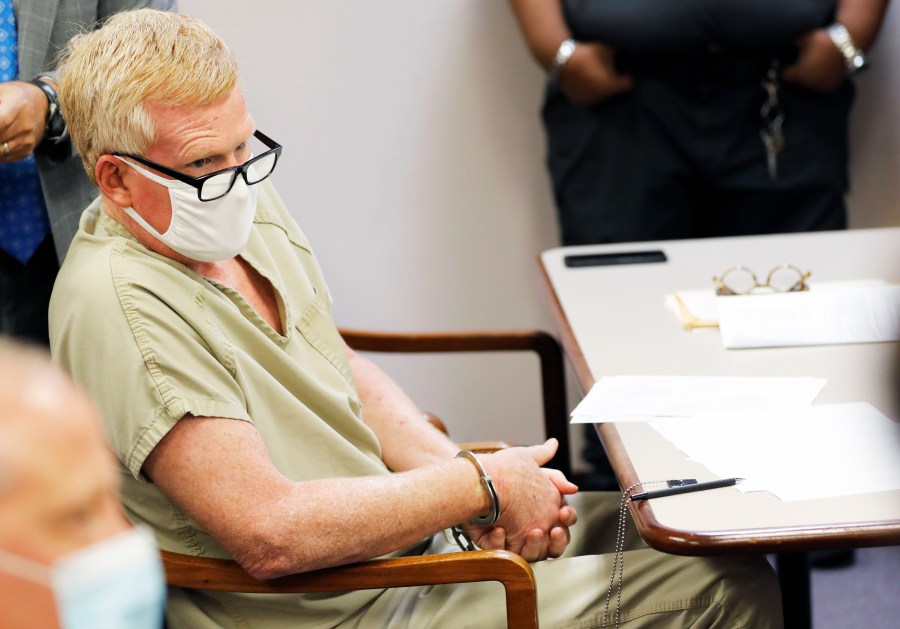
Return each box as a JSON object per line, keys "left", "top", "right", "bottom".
{"left": 352, "top": 492, "right": 783, "bottom": 628}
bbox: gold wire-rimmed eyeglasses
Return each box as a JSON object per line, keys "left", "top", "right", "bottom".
{"left": 713, "top": 264, "right": 811, "bottom": 296}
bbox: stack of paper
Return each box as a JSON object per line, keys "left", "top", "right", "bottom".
{"left": 663, "top": 280, "right": 897, "bottom": 346}
{"left": 717, "top": 283, "right": 900, "bottom": 349}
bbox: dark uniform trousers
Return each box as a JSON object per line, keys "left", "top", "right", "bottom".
{"left": 543, "top": 52, "right": 853, "bottom": 247}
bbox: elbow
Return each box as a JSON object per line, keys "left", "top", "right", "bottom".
{"left": 230, "top": 524, "right": 304, "bottom": 581}
{"left": 236, "top": 530, "right": 366, "bottom": 580}
{"left": 240, "top": 553, "right": 296, "bottom": 581}
{"left": 219, "top": 490, "right": 356, "bottom": 579}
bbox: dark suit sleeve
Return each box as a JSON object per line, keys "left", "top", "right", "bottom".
{"left": 97, "top": 0, "right": 179, "bottom": 22}
{"left": 563, "top": 0, "right": 836, "bottom": 54}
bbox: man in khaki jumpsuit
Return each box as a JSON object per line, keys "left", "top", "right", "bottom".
{"left": 49, "top": 9, "right": 783, "bottom": 628}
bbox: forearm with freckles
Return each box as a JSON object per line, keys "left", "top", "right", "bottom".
{"left": 242, "top": 461, "right": 490, "bottom": 578}
{"left": 346, "top": 344, "right": 459, "bottom": 471}
{"left": 143, "top": 416, "right": 491, "bottom": 580}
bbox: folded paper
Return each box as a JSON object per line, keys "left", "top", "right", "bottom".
{"left": 717, "top": 283, "right": 900, "bottom": 349}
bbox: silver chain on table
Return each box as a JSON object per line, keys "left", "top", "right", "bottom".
{"left": 602, "top": 480, "right": 670, "bottom": 629}
{"left": 759, "top": 60, "right": 785, "bottom": 181}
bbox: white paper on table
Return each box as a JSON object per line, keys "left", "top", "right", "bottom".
{"left": 665, "top": 279, "right": 887, "bottom": 330}
{"left": 570, "top": 375, "right": 826, "bottom": 423}
{"left": 649, "top": 403, "right": 900, "bottom": 502}
{"left": 717, "top": 282, "right": 900, "bottom": 349}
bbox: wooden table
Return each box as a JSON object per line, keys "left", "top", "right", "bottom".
{"left": 538, "top": 228, "right": 900, "bottom": 628}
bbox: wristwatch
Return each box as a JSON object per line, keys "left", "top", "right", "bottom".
{"left": 29, "top": 77, "right": 68, "bottom": 144}
{"left": 826, "top": 23, "right": 867, "bottom": 75}
{"left": 549, "top": 38, "right": 577, "bottom": 82}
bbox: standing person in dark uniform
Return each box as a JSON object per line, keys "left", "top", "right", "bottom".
{"left": 0, "top": 0, "right": 176, "bottom": 346}
{"left": 509, "top": 0, "right": 888, "bottom": 246}
{"left": 508, "top": 0, "right": 889, "bottom": 508}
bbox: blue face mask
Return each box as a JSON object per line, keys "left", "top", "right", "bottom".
{"left": 0, "top": 526, "right": 166, "bottom": 629}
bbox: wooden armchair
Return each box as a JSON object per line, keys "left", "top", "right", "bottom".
{"left": 162, "top": 549, "right": 537, "bottom": 627}
{"left": 161, "top": 328, "right": 570, "bottom": 628}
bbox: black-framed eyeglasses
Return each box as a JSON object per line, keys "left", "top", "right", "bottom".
{"left": 113, "top": 130, "right": 282, "bottom": 201}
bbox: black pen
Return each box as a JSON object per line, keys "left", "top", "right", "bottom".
{"left": 630, "top": 478, "right": 744, "bottom": 501}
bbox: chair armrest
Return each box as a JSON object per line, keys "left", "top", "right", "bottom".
{"left": 341, "top": 328, "right": 570, "bottom": 476}
{"left": 161, "top": 549, "right": 538, "bottom": 629}
{"left": 426, "top": 410, "right": 513, "bottom": 452}
{"left": 458, "top": 440, "right": 515, "bottom": 453}
{"left": 422, "top": 410, "right": 449, "bottom": 435}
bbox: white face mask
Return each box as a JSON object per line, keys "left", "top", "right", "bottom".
{"left": 0, "top": 526, "right": 166, "bottom": 629}
{"left": 119, "top": 157, "right": 258, "bottom": 262}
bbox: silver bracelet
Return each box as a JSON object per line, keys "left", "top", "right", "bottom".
{"left": 456, "top": 450, "right": 501, "bottom": 526}
{"left": 827, "top": 23, "right": 867, "bottom": 75}
{"left": 549, "top": 38, "right": 576, "bottom": 82}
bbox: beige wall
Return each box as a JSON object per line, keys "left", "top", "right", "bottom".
{"left": 178, "top": 0, "right": 898, "bottom": 461}
{"left": 848, "top": 6, "right": 900, "bottom": 228}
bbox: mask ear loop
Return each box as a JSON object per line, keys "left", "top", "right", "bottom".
{"left": 114, "top": 157, "right": 183, "bottom": 242}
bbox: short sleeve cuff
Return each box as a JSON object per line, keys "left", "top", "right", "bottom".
{"left": 125, "top": 398, "right": 253, "bottom": 480}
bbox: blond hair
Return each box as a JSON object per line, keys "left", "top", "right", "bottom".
{"left": 57, "top": 9, "right": 239, "bottom": 185}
